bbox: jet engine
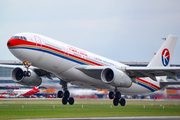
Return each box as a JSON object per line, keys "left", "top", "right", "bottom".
{"left": 101, "top": 68, "right": 132, "bottom": 87}
{"left": 12, "top": 67, "right": 42, "bottom": 86}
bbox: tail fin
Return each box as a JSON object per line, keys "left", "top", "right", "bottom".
{"left": 33, "top": 86, "right": 39, "bottom": 90}
{"left": 148, "top": 35, "right": 178, "bottom": 67}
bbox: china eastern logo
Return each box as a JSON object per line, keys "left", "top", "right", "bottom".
{"left": 162, "top": 48, "right": 170, "bottom": 66}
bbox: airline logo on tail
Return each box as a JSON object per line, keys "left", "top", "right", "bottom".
{"left": 34, "top": 86, "right": 38, "bottom": 90}
{"left": 162, "top": 48, "right": 170, "bottom": 66}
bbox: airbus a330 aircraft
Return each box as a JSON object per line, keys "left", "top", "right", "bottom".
{"left": 1, "top": 33, "right": 180, "bottom": 106}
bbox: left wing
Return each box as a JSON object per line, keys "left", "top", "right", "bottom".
{"left": 0, "top": 64, "right": 53, "bottom": 80}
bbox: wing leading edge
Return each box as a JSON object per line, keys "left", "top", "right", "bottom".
{"left": 0, "top": 64, "right": 53, "bottom": 79}
{"left": 125, "top": 67, "right": 180, "bottom": 81}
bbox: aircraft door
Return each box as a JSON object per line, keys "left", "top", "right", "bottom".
{"left": 34, "top": 36, "right": 42, "bottom": 49}
{"left": 63, "top": 45, "right": 69, "bottom": 57}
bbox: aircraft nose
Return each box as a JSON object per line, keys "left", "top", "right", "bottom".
{"left": 7, "top": 39, "right": 15, "bottom": 48}
{"left": 7, "top": 40, "right": 11, "bottom": 46}
{"left": 7, "top": 40, "right": 11, "bottom": 48}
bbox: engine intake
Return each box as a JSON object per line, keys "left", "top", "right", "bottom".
{"left": 101, "top": 68, "right": 132, "bottom": 87}
{"left": 12, "top": 67, "right": 42, "bottom": 86}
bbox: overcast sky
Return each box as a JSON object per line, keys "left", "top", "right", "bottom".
{"left": 0, "top": 0, "right": 180, "bottom": 64}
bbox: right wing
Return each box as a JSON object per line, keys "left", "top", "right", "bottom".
{"left": 75, "top": 65, "right": 180, "bottom": 85}
{"left": 125, "top": 66, "right": 180, "bottom": 81}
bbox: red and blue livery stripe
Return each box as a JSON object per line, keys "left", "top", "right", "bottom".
{"left": 136, "top": 78, "right": 160, "bottom": 92}
{"left": 7, "top": 39, "right": 103, "bottom": 66}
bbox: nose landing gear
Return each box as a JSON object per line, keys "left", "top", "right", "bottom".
{"left": 109, "top": 90, "right": 126, "bottom": 106}
{"left": 23, "top": 61, "right": 31, "bottom": 77}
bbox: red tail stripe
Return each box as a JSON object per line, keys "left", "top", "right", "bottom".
{"left": 137, "top": 78, "right": 160, "bottom": 90}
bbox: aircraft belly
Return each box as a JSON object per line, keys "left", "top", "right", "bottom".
{"left": 119, "top": 83, "right": 152, "bottom": 95}
{"left": 56, "top": 67, "right": 114, "bottom": 90}
{"left": 118, "top": 77, "right": 161, "bottom": 95}
{"left": 55, "top": 66, "right": 159, "bottom": 95}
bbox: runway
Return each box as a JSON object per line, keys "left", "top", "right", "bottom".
{"left": 23, "top": 117, "right": 180, "bottom": 120}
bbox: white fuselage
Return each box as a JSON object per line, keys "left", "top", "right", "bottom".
{"left": 8, "top": 33, "right": 163, "bottom": 95}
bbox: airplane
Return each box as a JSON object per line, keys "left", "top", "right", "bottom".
{"left": 0, "top": 92, "right": 7, "bottom": 98}
{"left": 13, "top": 86, "right": 39, "bottom": 97}
{"left": 1, "top": 32, "right": 180, "bottom": 106}
{"left": 0, "top": 86, "right": 39, "bottom": 98}
{"left": 69, "top": 88, "right": 106, "bottom": 96}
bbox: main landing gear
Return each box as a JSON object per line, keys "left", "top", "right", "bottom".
{"left": 109, "top": 90, "right": 126, "bottom": 106}
{"left": 23, "top": 61, "right": 31, "bottom": 77}
{"left": 57, "top": 80, "right": 74, "bottom": 105}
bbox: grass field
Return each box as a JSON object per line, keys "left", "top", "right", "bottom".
{"left": 0, "top": 99, "right": 180, "bottom": 119}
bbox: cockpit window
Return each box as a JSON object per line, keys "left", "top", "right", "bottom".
{"left": 11, "top": 36, "right": 27, "bottom": 41}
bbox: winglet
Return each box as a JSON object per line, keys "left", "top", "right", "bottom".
{"left": 148, "top": 35, "right": 178, "bottom": 67}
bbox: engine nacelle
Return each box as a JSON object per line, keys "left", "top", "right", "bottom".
{"left": 101, "top": 68, "right": 132, "bottom": 87}
{"left": 12, "top": 67, "right": 42, "bottom": 86}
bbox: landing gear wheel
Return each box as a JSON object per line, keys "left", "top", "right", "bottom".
{"left": 23, "top": 71, "right": 27, "bottom": 77}
{"left": 120, "top": 98, "right": 126, "bottom": 106}
{"left": 115, "top": 91, "right": 121, "bottom": 99}
{"left": 59, "top": 80, "right": 75, "bottom": 105}
{"left": 69, "top": 97, "right": 74, "bottom": 105}
{"left": 111, "top": 90, "right": 126, "bottom": 106}
{"left": 109, "top": 91, "right": 114, "bottom": 99}
{"left": 113, "top": 98, "right": 119, "bottom": 106}
{"left": 27, "top": 71, "right": 31, "bottom": 77}
{"left": 62, "top": 97, "right": 68, "bottom": 105}
{"left": 58, "top": 91, "right": 63, "bottom": 98}
{"left": 64, "top": 90, "right": 70, "bottom": 98}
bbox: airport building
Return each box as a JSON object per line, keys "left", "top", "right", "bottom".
{"left": 0, "top": 60, "right": 180, "bottom": 98}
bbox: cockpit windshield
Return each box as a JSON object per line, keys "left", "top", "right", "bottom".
{"left": 11, "top": 36, "right": 27, "bottom": 41}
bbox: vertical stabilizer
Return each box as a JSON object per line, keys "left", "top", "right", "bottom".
{"left": 33, "top": 86, "right": 39, "bottom": 90}
{"left": 148, "top": 35, "right": 178, "bottom": 67}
